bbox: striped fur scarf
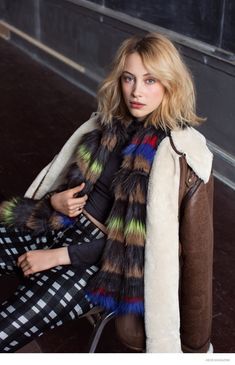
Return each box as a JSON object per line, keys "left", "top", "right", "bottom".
{"left": 0, "top": 117, "right": 166, "bottom": 315}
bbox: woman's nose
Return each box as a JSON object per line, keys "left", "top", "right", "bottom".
{"left": 131, "top": 80, "right": 143, "bottom": 97}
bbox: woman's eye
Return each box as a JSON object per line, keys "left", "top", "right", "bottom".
{"left": 145, "top": 78, "right": 156, "bottom": 84}
{"left": 122, "top": 75, "right": 134, "bottom": 83}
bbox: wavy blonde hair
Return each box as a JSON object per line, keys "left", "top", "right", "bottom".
{"left": 97, "top": 32, "right": 205, "bottom": 130}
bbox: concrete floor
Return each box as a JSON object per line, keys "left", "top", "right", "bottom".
{"left": 0, "top": 38, "right": 234, "bottom": 353}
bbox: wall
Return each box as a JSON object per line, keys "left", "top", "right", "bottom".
{"left": 89, "top": 0, "right": 235, "bottom": 54}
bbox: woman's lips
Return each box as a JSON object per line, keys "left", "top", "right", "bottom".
{"left": 130, "top": 102, "right": 145, "bottom": 109}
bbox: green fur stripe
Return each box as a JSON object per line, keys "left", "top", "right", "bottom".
{"left": 1, "top": 197, "right": 20, "bottom": 225}
{"left": 77, "top": 144, "right": 92, "bottom": 164}
{"left": 124, "top": 219, "right": 146, "bottom": 237}
{"left": 90, "top": 160, "right": 103, "bottom": 175}
{"left": 107, "top": 217, "right": 124, "bottom": 231}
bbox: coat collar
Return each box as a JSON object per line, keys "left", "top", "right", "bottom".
{"left": 170, "top": 127, "right": 213, "bottom": 183}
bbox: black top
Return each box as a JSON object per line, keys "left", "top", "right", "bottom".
{"left": 84, "top": 144, "right": 124, "bottom": 224}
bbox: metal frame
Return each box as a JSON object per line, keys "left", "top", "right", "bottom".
{"left": 80, "top": 307, "right": 116, "bottom": 353}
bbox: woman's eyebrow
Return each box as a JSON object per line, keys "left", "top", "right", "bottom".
{"left": 122, "top": 71, "right": 135, "bottom": 76}
{"left": 122, "top": 71, "right": 154, "bottom": 77}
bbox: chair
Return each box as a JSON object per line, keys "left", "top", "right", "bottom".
{"left": 80, "top": 306, "right": 117, "bottom": 352}
{"left": 81, "top": 306, "right": 145, "bottom": 353}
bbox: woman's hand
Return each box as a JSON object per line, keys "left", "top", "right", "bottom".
{"left": 50, "top": 183, "right": 88, "bottom": 217}
{"left": 17, "top": 247, "right": 71, "bottom": 277}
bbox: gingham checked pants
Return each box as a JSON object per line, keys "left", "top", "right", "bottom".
{"left": 0, "top": 213, "right": 105, "bottom": 352}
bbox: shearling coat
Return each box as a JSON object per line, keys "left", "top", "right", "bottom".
{"left": 25, "top": 112, "right": 214, "bottom": 353}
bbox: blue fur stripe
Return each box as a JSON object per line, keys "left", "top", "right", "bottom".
{"left": 86, "top": 292, "right": 144, "bottom": 316}
{"left": 86, "top": 292, "right": 118, "bottom": 312}
{"left": 123, "top": 143, "right": 156, "bottom": 163}
{"left": 117, "top": 301, "right": 144, "bottom": 316}
{"left": 58, "top": 213, "right": 75, "bottom": 227}
{"left": 123, "top": 143, "right": 137, "bottom": 155}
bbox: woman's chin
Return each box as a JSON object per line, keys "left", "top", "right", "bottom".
{"left": 129, "top": 110, "right": 147, "bottom": 121}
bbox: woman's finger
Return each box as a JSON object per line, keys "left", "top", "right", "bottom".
{"left": 69, "top": 204, "right": 82, "bottom": 211}
{"left": 69, "top": 205, "right": 84, "bottom": 213}
{"left": 18, "top": 259, "right": 30, "bottom": 270}
{"left": 23, "top": 268, "right": 33, "bottom": 277}
{"left": 17, "top": 254, "right": 26, "bottom": 266}
{"left": 21, "top": 262, "right": 31, "bottom": 271}
{"left": 68, "top": 207, "right": 83, "bottom": 217}
{"left": 66, "top": 196, "right": 87, "bottom": 214}
{"left": 69, "top": 195, "right": 88, "bottom": 206}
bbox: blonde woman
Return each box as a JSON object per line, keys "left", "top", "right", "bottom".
{"left": 0, "top": 33, "right": 213, "bottom": 353}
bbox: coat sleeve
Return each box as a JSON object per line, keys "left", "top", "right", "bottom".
{"left": 179, "top": 172, "right": 214, "bottom": 352}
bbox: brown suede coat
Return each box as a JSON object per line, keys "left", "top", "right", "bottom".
{"left": 178, "top": 156, "right": 214, "bottom": 352}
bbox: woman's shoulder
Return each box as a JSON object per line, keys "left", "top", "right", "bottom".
{"left": 168, "top": 126, "right": 213, "bottom": 184}
{"left": 169, "top": 126, "right": 211, "bottom": 157}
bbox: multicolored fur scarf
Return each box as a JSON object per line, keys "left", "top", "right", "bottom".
{"left": 0, "top": 117, "right": 166, "bottom": 315}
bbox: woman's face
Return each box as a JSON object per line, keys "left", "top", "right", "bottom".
{"left": 121, "top": 52, "right": 165, "bottom": 121}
